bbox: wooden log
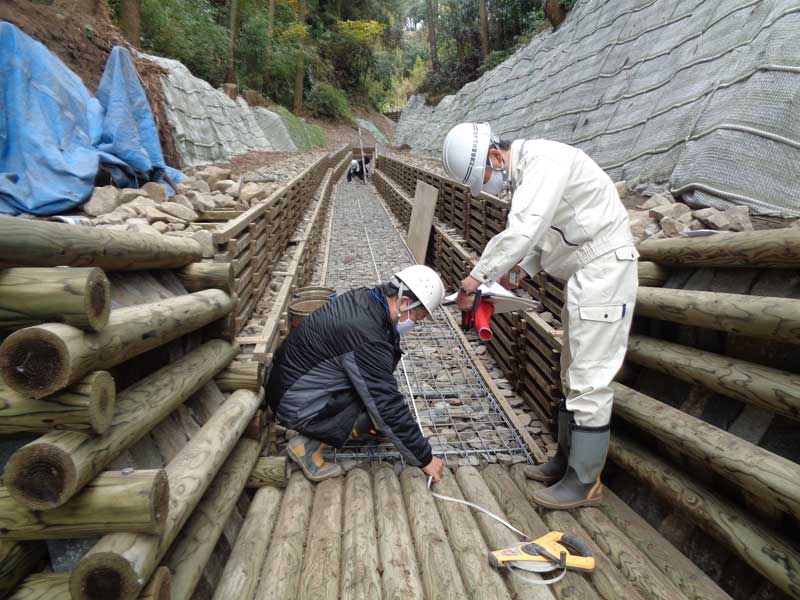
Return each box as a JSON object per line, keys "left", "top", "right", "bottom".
{"left": 626, "top": 334, "right": 800, "bottom": 421}
{"left": 612, "top": 382, "right": 800, "bottom": 520}
{"left": 609, "top": 434, "right": 800, "bottom": 598}
{"left": 571, "top": 508, "right": 687, "bottom": 600}
{"left": 0, "top": 541, "right": 46, "bottom": 599}
{"left": 175, "top": 263, "right": 234, "bottom": 294}
{"left": 0, "top": 371, "right": 115, "bottom": 435}
{"left": 214, "top": 361, "right": 261, "bottom": 392}
{"left": 163, "top": 438, "right": 262, "bottom": 600}
{"left": 4, "top": 340, "right": 237, "bottom": 510}
{"left": 242, "top": 410, "right": 264, "bottom": 441}
{"left": 509, "top": 466, "right": 645, "bottom": 600}
{"left": 453, "top": 467, "right": 555, "bottom": 600}
{"left": 0, "top": 268, "right": 110, "bottom": 332}
{"left": 7, "top": 573, "right": 70, "bottom": 600}
{"left": 0, "top": 216, "right": 201, "bottom": 271}
{"left": 0, "top": 469, "right": 168, "bottom": 540}
{"left": 255, "top": 472, "right": 314, "bottom": 600}
{"left": 373, "top": 464, "right": 424, "bottom": 600}
{"left": 399, "top": 467, "right": 467, "bottom": 600}
{"left": 246, "top": 456, "right": 288, "bottom": 489}
{"left": 432, "top": 469, "right": 513, "bottom": 600}
{"left": 638, "top": 229, "right": 800, "bottom": 268}
{"left": 211, "top": 486, "right": 282, "bottom": 600}
{"left": 0, "top": 289, "right": 234, "bottom": 398}
{"left": 637, "top": 262, "right": 668, "bottom": 287}
{"left": 599, "top": 490, "right": 732, "bottom": 600}
{"left": 340, "top": 468, "right": 381, "bottom": 600}
{"left": 482, "top": 465, "right": 601, "bottom": 600}
{"left": 138, "top": 567, "right": 170, "bottom": 600}
{"left": 297, "top": 476, "right": 343, "bottom": 600}
{"left": 70, "top": 389, "right": 261, "bottom": 600}
{"left": 635, "top": 287, "right": 800, "bottom": 344}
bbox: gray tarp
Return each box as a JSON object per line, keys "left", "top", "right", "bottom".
{"left": 396, "top": 0, "right": 800, "bottom": 216}
{"left": 141, "top": 53, "right": 296, "bottom": 167}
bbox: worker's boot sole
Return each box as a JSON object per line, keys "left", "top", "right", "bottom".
{"left": 287, "top": 435, "right": 344, "bottom": 482}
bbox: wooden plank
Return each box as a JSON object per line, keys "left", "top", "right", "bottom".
{"left": 211, "top": 486, "right": 282, "bottom": 600}
{"left": 339, "top": 468, "right": 382, "bottom": 600}
{"left": 431, "top": 469, "right": 513, "bottom": 600}
{"left": 453, "top": 467, "right": 555, "bottom": 600}
{"left": 612, "top": 382, "right": 800, "bottom": 520}
{"left": 509, "top": 465, "right": 645, "bottom": 600}
{"left": 599, "top": 490, "right": 732, "bottom": 600}
{"left": 609, "top": 434, "right": 800, "bottom": 599}
{"left": 399, "top": 467, "right": 467, "bottom": 600}
{"left": 373, "top": 464, "right": 424, "bottom": 600}
{"left": 255, "top": 472, "right": 315, "bottom": 600}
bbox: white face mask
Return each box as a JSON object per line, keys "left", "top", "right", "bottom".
{"left": 396, "top": 315, "right": 416, "bottom": 336}
{"left": 483, "top": 155, "right": 509, "bottom": 196}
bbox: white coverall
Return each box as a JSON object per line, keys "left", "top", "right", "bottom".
{"left": 469, "top": 139, "right": 638, "bottom": 427}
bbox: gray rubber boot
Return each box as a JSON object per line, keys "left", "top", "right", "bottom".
{"left": 524, "top": 403, "right": 571, "bottom": 483}
{"left": 287, "top": 435, "right": 344, "bottom": 482}
{"left": 531, "top": 424, "right": 610, "bottom": 510}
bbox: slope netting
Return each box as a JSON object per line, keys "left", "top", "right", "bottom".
{"left": 396, "top": 0, "right": 800, "bottom": 216}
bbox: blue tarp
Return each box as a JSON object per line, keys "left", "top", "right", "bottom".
{"left": 0, "top": 22, "right": 183, "bottom": 216}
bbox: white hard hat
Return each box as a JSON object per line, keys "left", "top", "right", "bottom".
{"left": 441, "top": 122, "right": 494, "bottom": 196}
{"left": 394, "top": 265, "right": 445, "bottom": 315}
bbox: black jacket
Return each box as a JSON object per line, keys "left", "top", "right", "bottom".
{"left": 265, "top": 287, "right": 433, "bottom": 467}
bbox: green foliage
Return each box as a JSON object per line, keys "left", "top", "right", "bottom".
{"left": 336, "top": 19, "right": 386, "bottom": 45}
{"left": 139, "top": 0, "right": 228, "bottom": 86}
{"left": 272, "top": 105, "right": 329, "bottom": 150}
{"left": 306, "top": 82, "right": 352, "bottom": 120}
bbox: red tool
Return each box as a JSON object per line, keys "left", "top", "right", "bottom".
{"left": 461, "top": 290, "right": 496, "bottom": 341}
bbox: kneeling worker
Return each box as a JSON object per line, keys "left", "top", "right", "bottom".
{"left": 264, "top": 265, "right": 446, "bottom": 483}
{"left": 442, "top": 123, "right": 638, "bottom": 509}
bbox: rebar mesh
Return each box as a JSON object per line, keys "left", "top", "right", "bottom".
{"left": 324, "top": 180, "right": 530, "bottom": 467}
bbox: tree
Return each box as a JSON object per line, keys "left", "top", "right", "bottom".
{"left": 226, "top": 0, "right": 241, "bottom": 82}
{"left": 294, "top": 0, "right": 307, "bottom": 113}
{"left": 479, "top": 0, "right": 489, "bottom": 60}
{"left": 426, "top": 0, "right": 439, "bottom": 72}
{"left": 119, "top": 0, "right": 141, "bottom": 46}
{"left": 263, "top": 0, "right": 276, "bottom": 89}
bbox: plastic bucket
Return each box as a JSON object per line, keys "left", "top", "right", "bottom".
{"left": 289, "top": 297, "right": 330, "bottom": 328}
{"left": 292, "top": 286, "right": 336, "bottom": 301}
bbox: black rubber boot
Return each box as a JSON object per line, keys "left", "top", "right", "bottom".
{"left": 287, "top": 435, "right": 344, "bottom": 482}
{"left": 524, "top": 403, "right": 571, "bottom": 483}
{"left": 531, "top": 423, "right": 610, "bottom": 510}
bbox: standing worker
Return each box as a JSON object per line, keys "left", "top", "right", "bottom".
{"left": 264, "top": 265, "right": 446, "bottom": 483}
{"left": 441, "top": 122, "right": 638, "bottom": 509}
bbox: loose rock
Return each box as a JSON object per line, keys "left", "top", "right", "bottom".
{"left": 84, "top": 186, "right": 120, "bottom": 216}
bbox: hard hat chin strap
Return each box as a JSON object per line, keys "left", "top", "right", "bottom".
{"left": 392, "top": 278, "right": 422, "bottom": 325}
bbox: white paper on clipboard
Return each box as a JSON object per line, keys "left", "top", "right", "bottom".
{"left": 443, "top": 282, "right": 540, "bottom": 314}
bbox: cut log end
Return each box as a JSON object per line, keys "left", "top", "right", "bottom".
{"left": 85, "top": 269, "right": 111, "bottom": 332}
{"left": 151, "top": 470, "right": 170, "bottom": 529}
{"left": 5, "top": 443, "right": 76, "bottom": 510}
{"left": 71, "top": 553, "right": 139, "bottom": 600}
{"left": 87, "top": 371, "right": 116, "bottom": 434}
{"left": 0, "top": 329, "right": 69, "bottom": 398}
{"left": 140, "top": 567, "right": 171, "bottom": 600}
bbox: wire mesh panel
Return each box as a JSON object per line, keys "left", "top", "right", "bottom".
{"left": 324, "top": 179, "right": 531, "bottom": 467}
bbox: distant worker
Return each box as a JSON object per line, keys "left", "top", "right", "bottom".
{"left": 264, "top": 265, "right": 446, "bottom": 483}
{"left": 347, "top": 155, "right": 371, "bottom": 182}
{"left": 442, "top": 123, "right": 638, "bottom": 510}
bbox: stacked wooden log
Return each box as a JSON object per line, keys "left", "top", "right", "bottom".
{"left": 376, "top": 154, "right": 800, "bottom": 598}
{"left": 0, "top": 213, "right": 263, "bottom": 599}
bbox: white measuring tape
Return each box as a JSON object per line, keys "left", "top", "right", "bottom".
{"left": 427, "top": 476, "right": 568, "bottom": 586}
